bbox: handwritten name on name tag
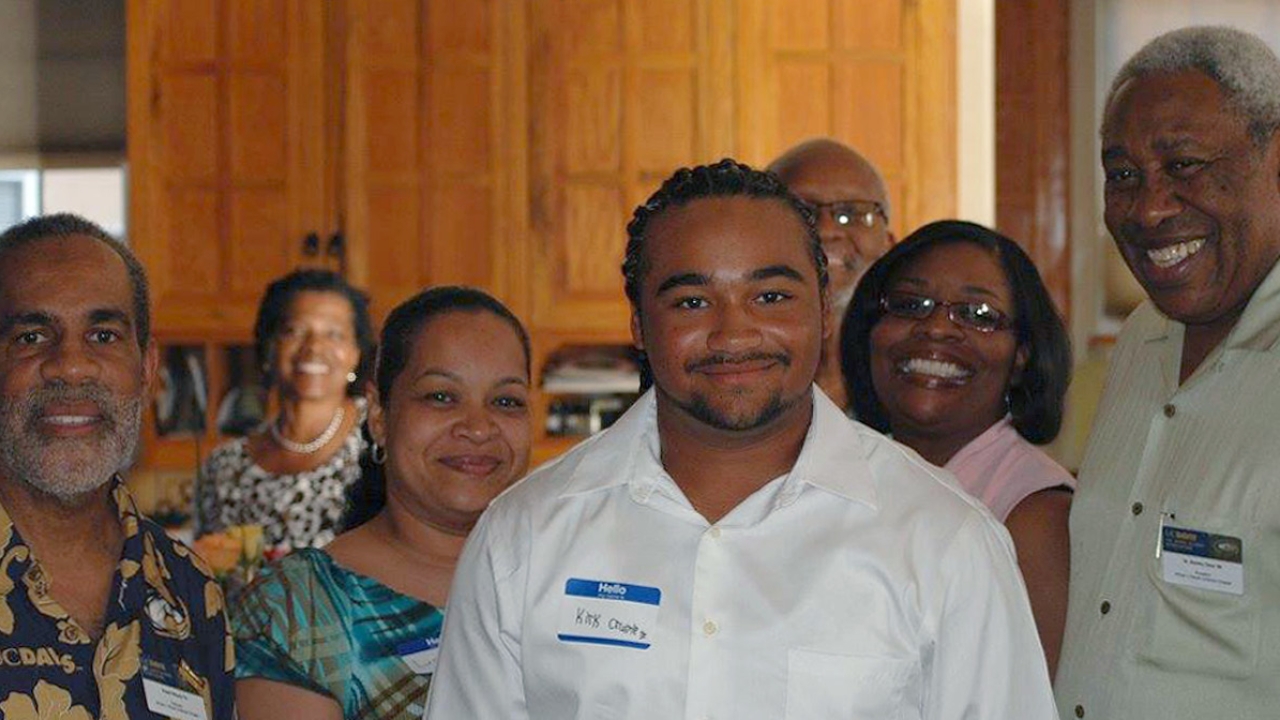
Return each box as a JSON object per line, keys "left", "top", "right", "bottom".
{"left": 557, "top": 578, "right": 661, "bottom": 650}
{"left": 1161, "top": 526, "right": 1244, "bottom": 596}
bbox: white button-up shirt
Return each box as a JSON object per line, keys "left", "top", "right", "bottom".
{"left": 426, "top": 389, "right": 1057, "bottom": 720}
{"left": 1056, "top": 260, "right": 1280, "bottom": 719}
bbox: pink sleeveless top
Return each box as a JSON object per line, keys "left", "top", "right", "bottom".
{"left": 944, "top": 418, "right": 1075, "bottom": 522}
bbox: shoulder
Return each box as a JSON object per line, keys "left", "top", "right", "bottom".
{"left": 201, "top": 437, "right": 252, "bottom": 477}
{"left": 1006, "top": 488, "right": 1072, "bottom": 538}
{"left": 487, "top": 431, "right": 609, "bottom": 515}
{"left": 857, "top": 424, "right": 998, "bottom": 521}
{"left": 244, "top": 548, "right": 334, "bottom": 599}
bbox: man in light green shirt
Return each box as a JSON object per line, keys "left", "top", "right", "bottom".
{"left": 1056, "top": 26, "right": 1280, "bottom": 719}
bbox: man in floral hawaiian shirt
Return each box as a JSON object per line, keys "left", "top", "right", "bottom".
{"left": 0, "top": 214, "right": 234, "bottom": 719}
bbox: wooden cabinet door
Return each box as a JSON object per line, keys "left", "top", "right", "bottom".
{"left": 526, "top": 0, "right": 734, "bottom": 335}
{"left": 735, "top": 0, "right": 956, "bottom": 236}
{"left": 338, "top": 0, "right": 516, "bottom": 320}
{"left": 128, "top": 0, "right": 328, "bottom": 335}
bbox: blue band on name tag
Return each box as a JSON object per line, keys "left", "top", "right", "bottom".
{"left": 1162, "top": 526, "right": 1243, "bottom": 563}
{"left": 564, "top": 578, "right": 662, "bottom": 605}
{"left": 395, "top": 636, "right": 440, "bottom": 657}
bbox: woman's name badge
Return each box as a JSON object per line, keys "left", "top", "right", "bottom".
{"left": 141, "top": 660, "right": 208, "bottom": 720}
{"left": 396, "top": 637, "right": 441, "bottom": 675}
{"left": 1161, "top": 526, "right": 1244, "bottom": 595}
{"left": 557, "top": 578, "right": 661, "bottom": 650}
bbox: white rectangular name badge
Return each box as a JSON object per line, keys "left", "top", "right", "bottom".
{"left": 396, "top": 636, "right": 441, "bottom": 675}
{"left": 557, "top": 578, "right": 661, "bottom": 650}
{"left": 1161, "top": 525, "right": 1244, "bottom": 595}
{"left": 142, "top": 678, "right": 208, "bottom": 720}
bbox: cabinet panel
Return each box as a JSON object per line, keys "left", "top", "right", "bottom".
{"left": 737, "top": 0, "right": 955, "bottom": 236}
{"left": 342, "top": 0, "right": 511, "bottom": 319}
{"left": 529, "top": 0, "right": 717, "bottom": 334}
{"left": 130, "top": 0, "right": 327, "bottom": 335}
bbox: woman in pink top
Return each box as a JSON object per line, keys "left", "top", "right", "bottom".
{"left": 841, "top": 220, "right": 1074, "bottom": 677}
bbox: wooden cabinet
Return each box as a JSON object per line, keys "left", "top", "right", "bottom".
{"left": 128, "top": 0, "right": 957, "bottom": 480}
{"left": 128, "top": 0, "right": 331, "bottom": 336}
{"left": 339, "top": 0, "right": 518, "bottom": 319}
{"left": 526, "top": 0, "right": 735, "bottom": 334}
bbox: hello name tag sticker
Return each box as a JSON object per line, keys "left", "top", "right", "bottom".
{"left": 1161, "top": 525, "right": 1244, "bottom": 595}
{"left": 557, "top": 578, "right": 661, "bottom": 650}
{"left": 396, "top": 636, "right": 441, "bottom": 675}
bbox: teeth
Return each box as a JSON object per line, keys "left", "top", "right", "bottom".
{"left": 297, "top": 362, "right": 330, "bottom": 375}
{"left": 900, "top": 358, "right": 968, "bottom": 380}
{"left": 1147, "top": 238, "right": 1205, "bottom": 269}
{"left": 44, "top": 415, "right": 96, "bottom": 426}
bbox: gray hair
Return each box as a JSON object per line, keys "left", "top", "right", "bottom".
{"left": 1107, "top": 26, "right": 1280, "bottom": 144}
{"left": 0, "top": 213, "right": 151, "bottom": 349}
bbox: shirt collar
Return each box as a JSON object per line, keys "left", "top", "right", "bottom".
{"left": 560, "top": 387, "right": 878, "bottom": 510}
{"left": 1224, "top": 256, "right": 1280, "bottom": 352}
{"left": 0, "top": 474, "right": 138, "bottom": 541}
{"left": 786, "top": 389, "right": 878, "bottom": 509}
{"left": 1136, "top": 257, "right": 1280, "bottom": 352}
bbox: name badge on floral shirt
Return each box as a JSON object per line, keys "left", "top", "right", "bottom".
{"left": 141, "top": 660, "right": 208, "bottom": 720}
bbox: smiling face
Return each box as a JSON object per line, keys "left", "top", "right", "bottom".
{"left": 869, "top": 242, "right": 1024, "bottom": 450}
{"left": 631, "top": 195, "right": 826, "bottom": 434}
{"left": 1101, "top": 70, "right": 1280, "bottom": 332}
{"left": 369, "top": 310, "right": 531, "bottom": 535}
{"left": 775, "top": 151, "right": 892, "bottom": 312}
{"left": 270, "top": 291, "right": 360, "bottom": 401}
{"left": 0, "top": 235, "right": 156, "bottom": 500}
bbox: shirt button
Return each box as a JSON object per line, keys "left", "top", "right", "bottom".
{"left": 708, "top": 527, "right": 721, "bottom": 539}
{"left": 1100, "top": 600, "right": 1111, "bottom": 615}
{"left": 1163, "top": 403, "right": 1176, "bottom": 417}
{"left": 1075, "top": 704, "right": 1085, "bottom": 718}
{"left": 1132, "top": 502, "right": 1144, "bottom": 516}
{"left": 703, "top": 620, "right": 718, "bottom": 636}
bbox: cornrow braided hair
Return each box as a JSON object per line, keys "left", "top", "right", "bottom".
{"left": 621, "top": 158, "right": 829, "bottom": 309}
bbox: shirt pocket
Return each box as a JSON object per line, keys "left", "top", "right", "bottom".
{"left": 1136, "top": 517, "right": 1260, "bottom": 680}
{"left": 784, "top": 649, "right": 917, "bottom": 720}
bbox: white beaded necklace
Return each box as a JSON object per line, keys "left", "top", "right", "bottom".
{"left": 270, "top": 406, "right": 345, "bottom": 455}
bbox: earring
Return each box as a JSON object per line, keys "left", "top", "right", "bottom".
{"left": 346, "top": 371, "right": 358, "bottom": 384}
{"left": 370, "top": 442, "right": 387, "bottom": 465}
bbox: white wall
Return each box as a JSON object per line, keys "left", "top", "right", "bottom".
{"left": 956, "top": 0, "right": 996, "bottom": 226}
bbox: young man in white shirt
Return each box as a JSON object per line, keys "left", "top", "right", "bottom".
{"left": 426, "top": 159, "right": 1057, "bottom": 720}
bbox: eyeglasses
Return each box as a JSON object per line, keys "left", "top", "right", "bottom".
{"left": 879, "top": 292, "right": 1014, "bottom": 333}
{"left": 802, "top": 199, "right": 888, "bottom": 229}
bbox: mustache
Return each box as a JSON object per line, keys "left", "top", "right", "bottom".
{"left": 685, "top": 351, "right": 791, "bottom": 373}
{"left": 21, "top": 382, "right": 117, "bottom": 428}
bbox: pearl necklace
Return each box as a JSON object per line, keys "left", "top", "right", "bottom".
{"left": 270, "top": 406, "right": 345, "bottom": 455}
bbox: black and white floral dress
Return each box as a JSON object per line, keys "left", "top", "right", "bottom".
{"left": 194, "top": 399, "right": 368, "bottom": 552}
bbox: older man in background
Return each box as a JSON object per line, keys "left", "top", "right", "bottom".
{"left": 0, "top": 214, "right": 234, "bottom": 719}
{"left": 769, "top": 138, "right": 895, "bottom": 411}
{"left": 1056, "top": 26, "right": 1280, "bottom": 719}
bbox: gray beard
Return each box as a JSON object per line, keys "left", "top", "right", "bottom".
{"left": 0, "top": 383, "right": 143, "bottom": 502}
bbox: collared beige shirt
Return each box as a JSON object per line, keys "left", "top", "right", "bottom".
{"left": 1057, "top": 259, "right": 1280, "bottom": 719}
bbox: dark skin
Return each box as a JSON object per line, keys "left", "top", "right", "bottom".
{"left": 631, "top": 196, "right": 828, "bottom": 523}
{"left": 771, "top": 139, "right": 895, "bottom": 411}
{"left": 248, "top": 291, "right": 363, "bottom": 475}
{"left": 0, "top": 482, "right": 123, "bottom": 640}
{"left": 236, "top": 310, "right": 532, "bottom": 720}
{"left": 0, "top": 236, "right": 158, "bottom": 640}
{"left": 1101, "top": 71, "right": 1280, "bottom": 383}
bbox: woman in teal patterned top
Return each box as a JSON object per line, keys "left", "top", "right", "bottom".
{"left": 232, "top": 287, "right": 534, "bottom": 720}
